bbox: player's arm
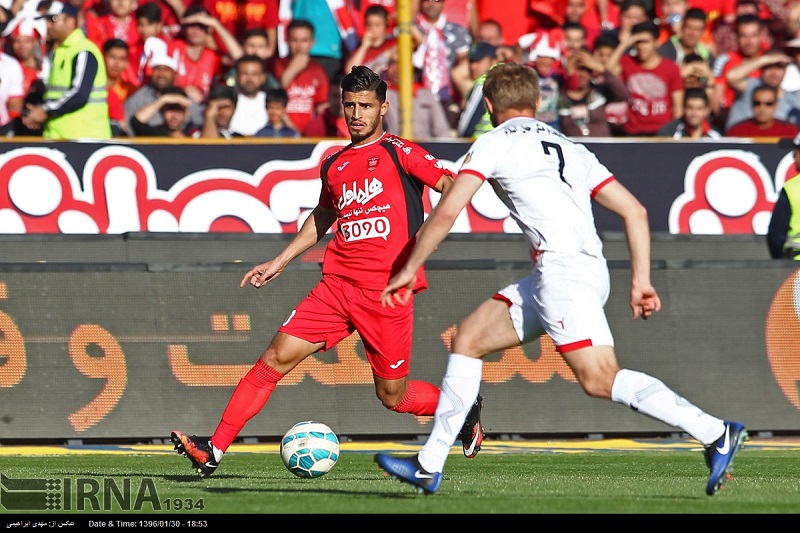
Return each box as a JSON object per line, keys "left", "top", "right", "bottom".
{"left": 433, "top": 172, "right": 454, "bottom": 195}
{"left": 592, "top": 179, "right": 661, "bottom": 320}
{"left": 381, "top": 173, "right": 481, "bottom": 307}
{"left": 241, "top": 205, "right": 336, "bottom": 288}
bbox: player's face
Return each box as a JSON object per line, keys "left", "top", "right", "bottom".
{"left": 342, "top": 90, "right": 387, "bottom": 145}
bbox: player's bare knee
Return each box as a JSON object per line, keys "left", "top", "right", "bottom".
{"left": 377, "top": 390, "right": 403, "bottom": 410}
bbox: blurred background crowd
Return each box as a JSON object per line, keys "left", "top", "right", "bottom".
{"left": 3, "top": 0, "right": 800, "bottom": 141}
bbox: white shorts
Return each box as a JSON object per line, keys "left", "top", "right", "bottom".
{"left": 495, "top": 253, "right": 614, "bottom": 352}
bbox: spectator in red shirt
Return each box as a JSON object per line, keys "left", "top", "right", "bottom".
{"left": 725, "top": 84, "right": 800, "bottom": 137}
{"left": 345, "top": 4, "right": 397, "bottom": 80}
{"left": 269, "top": 18, "right": 329, "bottom": 136}
{"left": 565, "top": 0, "right": 600, "bottom": 48}
{"left": 133, "top": 2, "right": 172, "bottom": 86}
{"left": 168, "top": 3, "right": 242, "bottom": 103}
{"left": 103, "top": 38, "right": 139, "bottom": 135}
{"left": 712, "top": 12, "right": 765, "bottom": 129}
{"left": 201, "top": 0, "right": 279, "bottom": 48}
{"left": 86, "top": 0, "right": 141, "bottom": 85}
{"left": 608, "top": 19, "right": 684, "bottom": 136}
{"left": 351, "top": 0, "right": 397, "bottom": 38}
{"left": 6, "top": 16, "right": 47, "bottom": 98}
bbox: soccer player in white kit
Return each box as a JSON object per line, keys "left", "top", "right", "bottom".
{"left": 374, "top": 62, "right": 747, "bottom": 497}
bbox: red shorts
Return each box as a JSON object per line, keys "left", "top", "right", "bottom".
{"left": 278, "top": 275, "right": 415, "bottom": 380}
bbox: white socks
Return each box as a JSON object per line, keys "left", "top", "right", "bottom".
{"left": 418, "top": 353, "right": 483, "bottom": 473}
{"left": 611, "top": 368, "right": 725, "bottom": 445}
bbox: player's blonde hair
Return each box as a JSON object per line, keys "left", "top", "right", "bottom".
{"left": 483, "top": 63, "right": 540, "bottom": 114}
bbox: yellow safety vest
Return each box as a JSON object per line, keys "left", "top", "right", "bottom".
{"left": 44, "top": 29, "right": 111, "bottom": 139}
{"left": 783, "top": 177, "right": 800, "bottom": 259}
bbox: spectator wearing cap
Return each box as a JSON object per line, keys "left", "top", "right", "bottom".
{"left": 530, "top": 42, "right": 563, "bottom": 130}
{"left": 456, "top": 41, "right": 498, "bottom": 138}
{"left": 23, "top": 0, "right": 111, "bottom": 139}
{"left": 133, "top": 2, "right": 170, "bottom": 86}
{"left": 130, "top": 85, "right": 194, "bottom": 137}
{"left": 123, "top": 52, "right": 203, "bottom": 135}
{"left": 768, "top": 132, "right": 800, "bottom": 260}
{"left": 5, "top": 16, "right": 48, "bottom": 98}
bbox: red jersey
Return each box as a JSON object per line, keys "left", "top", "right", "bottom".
{"left": 169, "top": 40, "right": 222, "bottom": 99}
{"left": 620, "top": 55, "right": 684, "bottom": 135}
{"left": 270, "top": 56, "right": 329, "bottom": 135}
{"left": 318, "top": 132, "right": 452, "bottom": 291}
{"left": 202, "top": 0, "right": 279, "bottom": 40}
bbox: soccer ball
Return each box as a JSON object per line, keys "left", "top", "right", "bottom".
{"left": 280, "top": 421, "right": 340, "bottom": 479}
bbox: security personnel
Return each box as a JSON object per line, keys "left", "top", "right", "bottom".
{"left": 769, "top": 133, "right": 800, "bottom": 259}
{"left": 24, "top": 1, "right": 111, "bottom": 139}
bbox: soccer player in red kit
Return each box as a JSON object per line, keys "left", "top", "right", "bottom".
{"left": 171, "top": 65, "right": 484, "bottom": 477}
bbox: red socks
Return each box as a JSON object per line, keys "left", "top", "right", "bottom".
{"left": 390, "top": 380, "right": 440, "bottom": 416}
{"left": 210, "top": 360, "right": 283, "bottom": 452}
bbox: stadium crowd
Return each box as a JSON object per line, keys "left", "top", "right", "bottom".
{"left": 3, "top": 0, "right": 800, "bottom": 140}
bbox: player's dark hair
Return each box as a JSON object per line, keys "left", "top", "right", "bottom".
{"left": 341, "top": 65, "right": 387, "bottom": 103}
{"left": 483, "top": 62, "right": 539, "bottom": 113}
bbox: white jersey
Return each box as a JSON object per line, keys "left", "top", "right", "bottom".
{"left": 458, "top": 117, "right": 614, "bottom": 260}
